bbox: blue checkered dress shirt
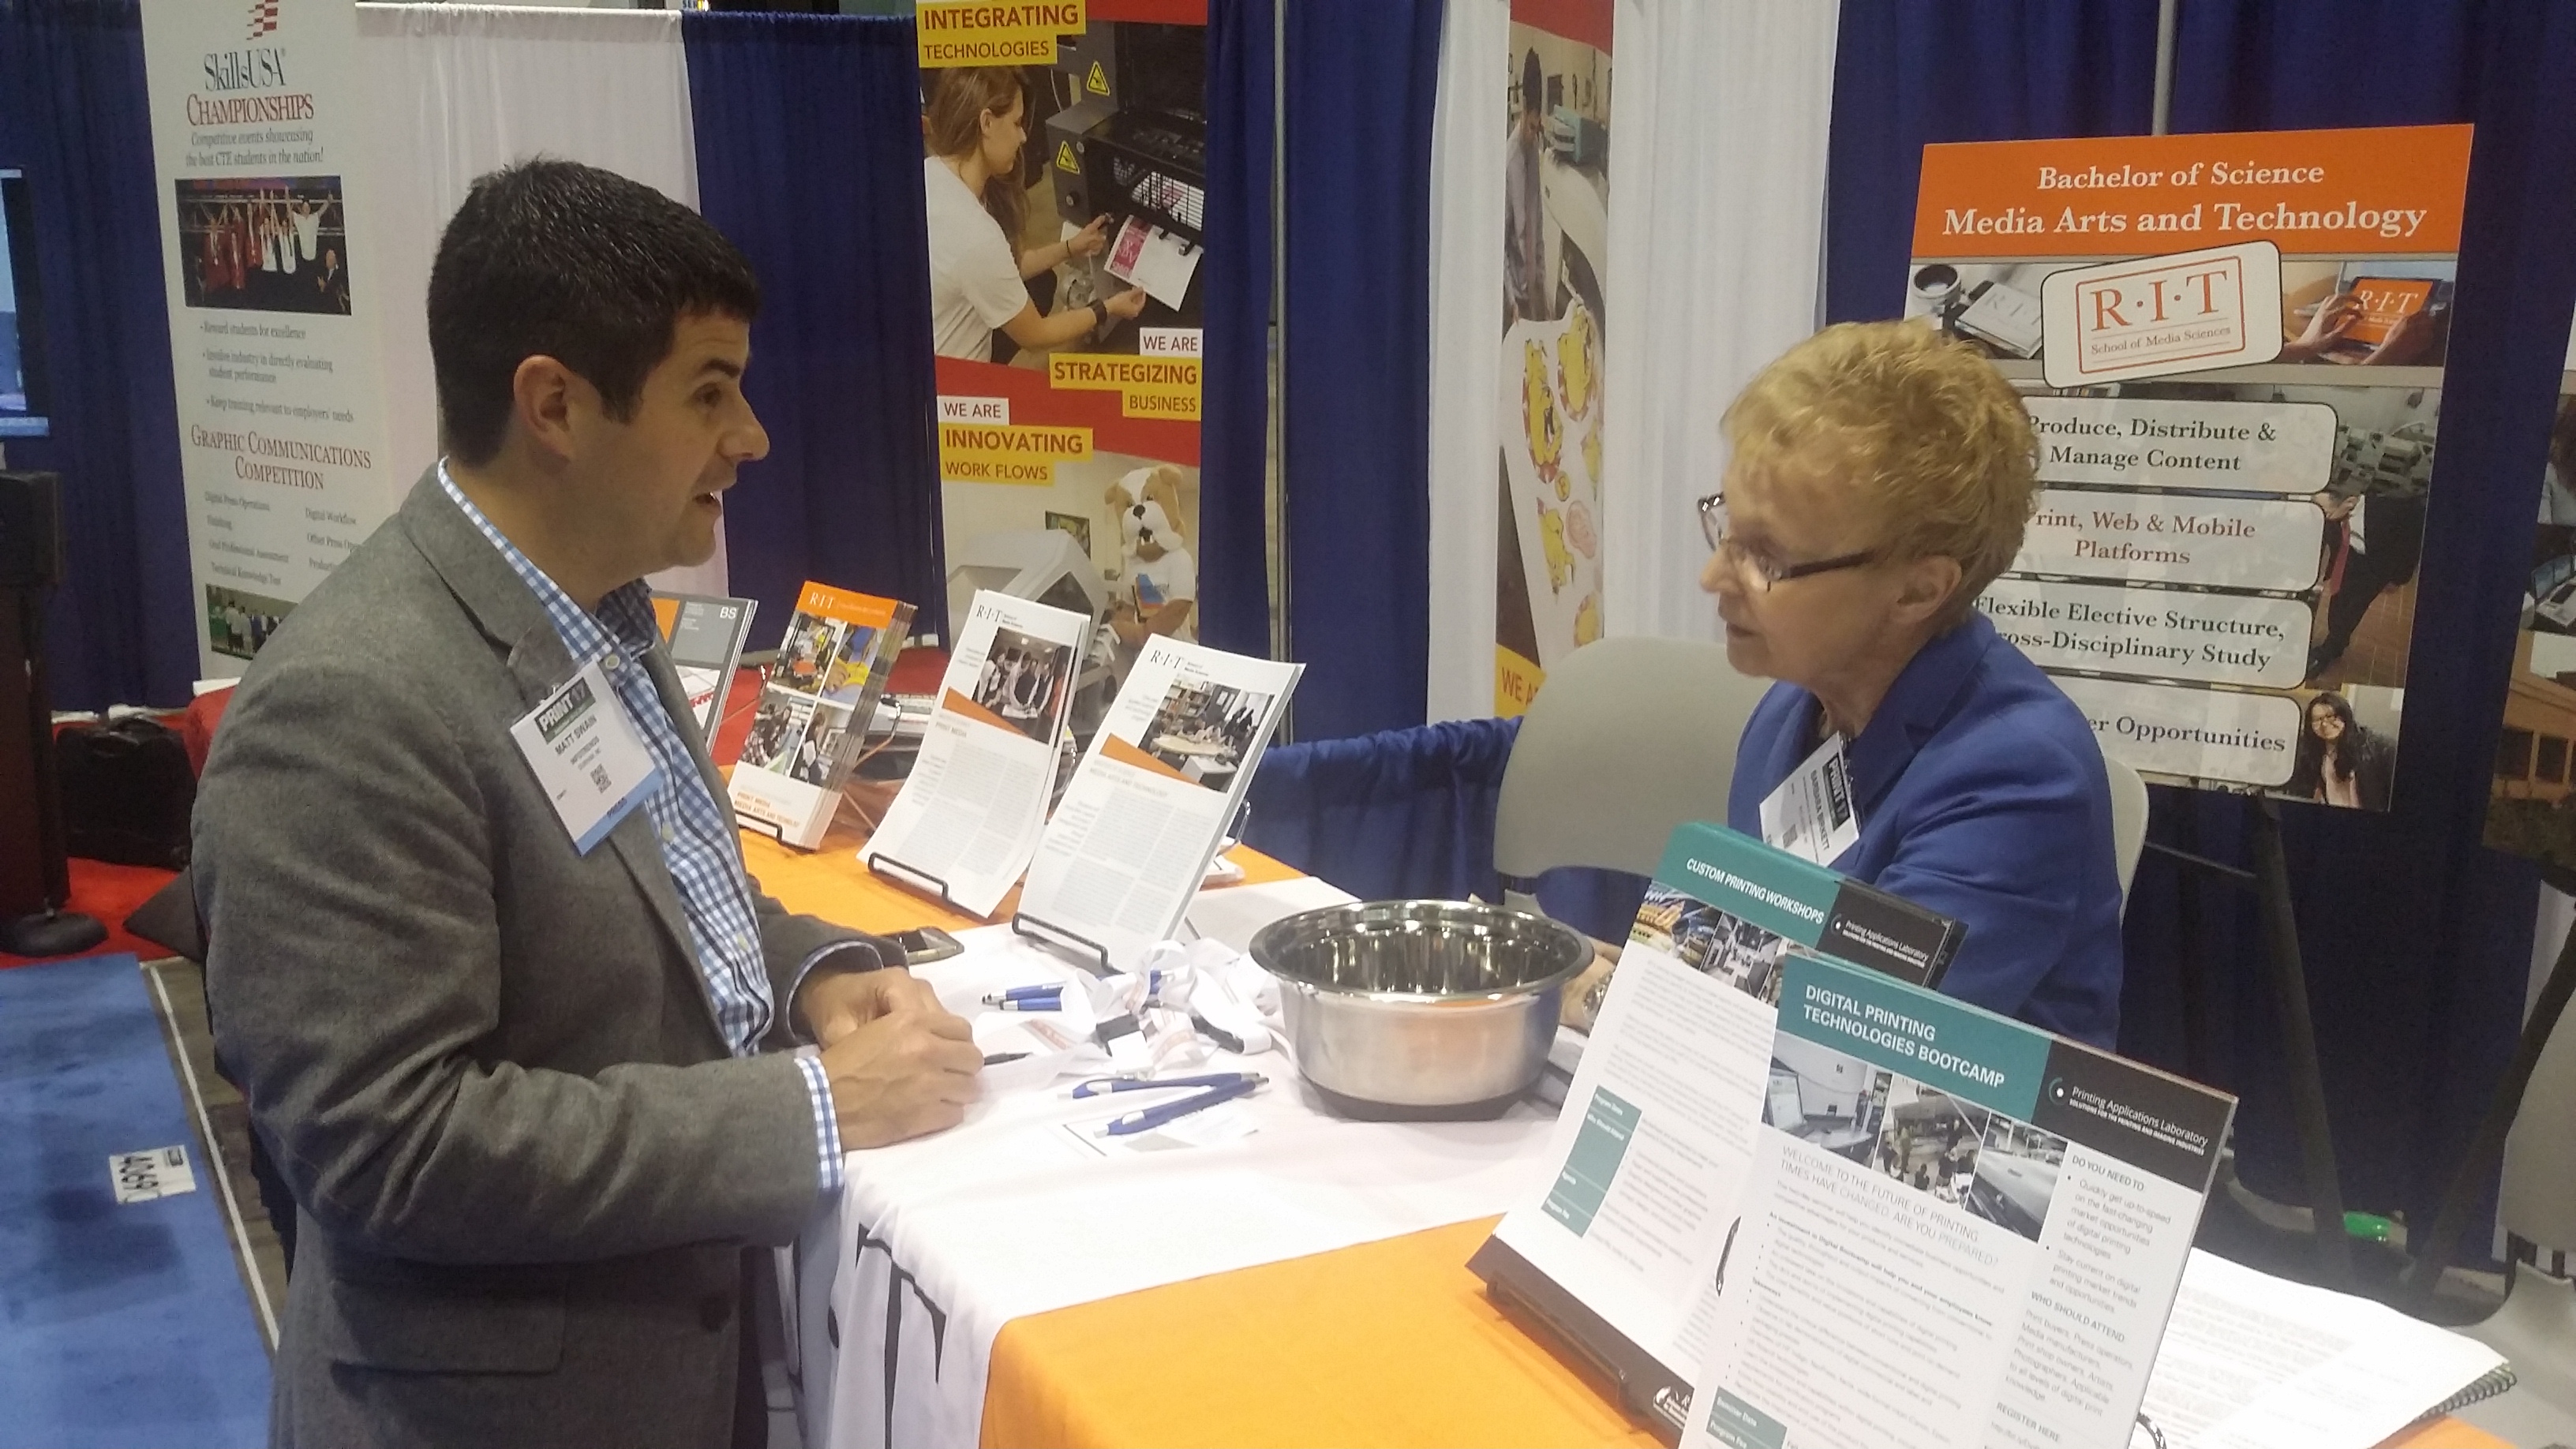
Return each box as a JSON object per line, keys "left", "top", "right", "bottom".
{"left": 439, "top": 464, "right": 843, "bottom": 1201}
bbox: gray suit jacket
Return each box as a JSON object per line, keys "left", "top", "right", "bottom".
{"left": 197, "top": 472, "right": 874, "bottom": 1448}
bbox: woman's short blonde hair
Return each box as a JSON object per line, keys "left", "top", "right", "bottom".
{"left": 1723, "top": 320, "right": 2036, "bottom": 627}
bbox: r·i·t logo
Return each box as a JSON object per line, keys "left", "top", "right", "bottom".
{"left": 248, "top": 0, "right": 280, "bottom": 39}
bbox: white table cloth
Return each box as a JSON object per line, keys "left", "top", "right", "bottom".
{"left": 792, "top": 900, "right": 1560, "bottom": 1449}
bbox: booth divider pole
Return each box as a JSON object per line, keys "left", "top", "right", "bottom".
{"left": 2151, "top": 0, "right": 2179, "bottom": 137}
{"left": 1265, "top": 0, "right": 1294, "bottom": 741}
{"left": 2171, "top": 797, "right": 2217, "bottom": 1084}
{"left": 2250, "top": 798, "right": 2354, "bottom": 1290}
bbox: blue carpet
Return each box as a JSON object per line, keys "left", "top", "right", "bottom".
{"left": 0, "top": 954, "right": 269, "bottom": 1448}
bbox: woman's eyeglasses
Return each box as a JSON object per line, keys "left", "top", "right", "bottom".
{"left": 1697, "top": 494, "right": 1877, "bottom": 593}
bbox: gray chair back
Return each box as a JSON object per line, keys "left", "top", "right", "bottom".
{"left": 2103, "top": 754, "right": 2149, "bottom": 915}
{"left": 1494, "top": 637, "right": 1770, "bottom": 915}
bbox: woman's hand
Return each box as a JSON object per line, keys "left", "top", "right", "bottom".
{"left": 1066, "top": 214, "right": 1113, "bottom": 260}
{"left": 1103, "top": 286, "right": 1148, "bottom": 321}
{"left": 2278, "top": 291, "right": 2363, "bottom": 361}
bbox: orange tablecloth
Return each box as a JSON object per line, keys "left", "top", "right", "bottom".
{"left": 983, "top": 1216, "right": 1662, "bottom": 1449}
{"left": 2385, "top": 1419, "right": 2514, "bottom": 1448}
{"left": 742, "top": 821, "right": 2496, "bottom": 1449}
{"left": 981, "top": 1215, "right": 2498, "bottom": 1449}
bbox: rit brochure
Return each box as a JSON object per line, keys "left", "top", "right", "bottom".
{"left": 1475, "top": 821, "right": 1966, "bottom": 1427}
{"left": 865, "top": 590, "right": 1088, "bottom": 916}
{"left": 1016, "top": 635, "right": 1301, "bottom": 973}
{"left": 726, "top": 582, "right": 911, "bottom": 850}
{"left": 648, "top": 590, "right": 757, "bottom": 740}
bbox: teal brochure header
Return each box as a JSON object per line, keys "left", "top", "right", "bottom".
{"left": 1652, "top": 822, "right": 1839, "bottom": 948}
{"left": 1775, "top": 953, "right": 2050, "bottom": 1120}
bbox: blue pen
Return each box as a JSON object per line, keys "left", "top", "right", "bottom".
{"left": 1100, "top": 1076, "right": 1263, "bottom": 1136}
{"left": 1072, "top": 1072, "right": 1255, "bottom": 1099}
{"left": 982, "top": 984, "right": 1063, "bottom": 1009}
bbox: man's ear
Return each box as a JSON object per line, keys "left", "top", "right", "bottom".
{"left": 1892, "top": 553, "right": 1964, "bottom": 628}
{"left": 508, "top": 354, "right": 586, "bottom": 469}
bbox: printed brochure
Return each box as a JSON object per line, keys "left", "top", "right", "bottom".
{"left": 726, "top": 582, "right": 911, "bottom": 850}
{"left": 1473, "top": 822, "right": 1962, "bottom": 1425}
{"left": 649, "top": 591, "right": 757, "bottom": 741}
{"left": 1015, "top": 635, "right": 1301, "bottom": 972}
{"left": 1683, "top": 955, "right": 2233, "bottom": 1449}
{"left": 864, "top": 590, "right": 1089, "bottom": 915}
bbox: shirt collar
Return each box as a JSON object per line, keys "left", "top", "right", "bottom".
{"left": 436, "top": 460, "right": 657, "bottom": 658}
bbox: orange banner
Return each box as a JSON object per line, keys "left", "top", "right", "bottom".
{"left": 1912, "top": 125, "right": 2471, "bottom": 258}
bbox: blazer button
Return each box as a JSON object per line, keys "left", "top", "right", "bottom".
{"left": 699, "top": 1293, "right": 732, "bottom": 1332}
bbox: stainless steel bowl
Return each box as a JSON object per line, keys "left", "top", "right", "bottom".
{"left": 1249, "top": 900, "right": 1592, "bottom": 1119}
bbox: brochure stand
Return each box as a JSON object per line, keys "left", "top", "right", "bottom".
{"left": 1011, "top": 912, "right": 1114, "bottom": 975}
{"left": 863, "top": 854, "right": 973, "bottom": 919}
{"left": 1473, "top": 1249, "right": 1690, "bottom": 1443}
{"left": 2145, "top": 797, "right": 2352, "bottom": 1289}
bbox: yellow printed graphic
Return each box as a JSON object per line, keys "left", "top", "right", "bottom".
{"left": 915, "top": 1, "right": 1086, "bottom": 68}
{"left": 1121, "top": 390, "right": 1199, "bottom": 421}
{"left": 1086, "top": 60, "right": 1110, "bottom": 95}
{"left": 1049, "top": 352, "right": 1200, "bottom": 420}
{"left": 1049, "top": 353, "right": 1200, "bottom": 395}
{"left": 1496, "top": 647, "right": 1544, "bottom": 718}
{"left": 1056, "top": 140, "right": 1080, "bottom": 173}
{"left": 938, "top": 422, "right": 1093, "bottom": 487}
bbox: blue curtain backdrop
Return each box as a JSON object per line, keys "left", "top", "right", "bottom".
{"left": 1196, "top": 0, "right": 1275, "bottom": 658}
{"left": 0, "top": 0, "right": 194, "bottom": 712}
{"left": 681, "top": 13, "right": 945, "bottom": 642}
{"left": 1822, "top": 0, "right": 2162, "bottom": 324}
{"left": 1277, "top": 0, "right": 1443, "bottom": 740}
{"left": 1830, "top": 0, "right": 2576, "bottom": 1256}
{"left": 2147, "top": 0, "right": 2576, "bottom": 1264}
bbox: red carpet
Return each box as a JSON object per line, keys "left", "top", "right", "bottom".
{"left": 0, "top": 857, "right": 180, "bottom": 969}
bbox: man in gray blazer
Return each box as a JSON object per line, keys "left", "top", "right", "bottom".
{"left": 195, "top": 159, "right": 983, "bottom": 1448}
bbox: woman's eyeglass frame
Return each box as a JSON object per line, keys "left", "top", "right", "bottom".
{"left": 1697, "top": 493, "right": 1877, "bottom": 592}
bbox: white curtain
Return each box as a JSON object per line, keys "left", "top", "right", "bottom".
{"left": 1597, "top": 0, "right": 1838, "bottom": 650}
{"left": 1423, "top": 0, "right": 1511, "bottom": 722}
{"left": 1421, "top": 0, "right": 1840, "bottom": 721}
{"left": 354, "top": 5, "right": 726, "bottom": 595}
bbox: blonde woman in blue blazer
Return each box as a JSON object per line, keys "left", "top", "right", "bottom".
{"left": 1705, "top": 322, "right": 2125, "bottom": 1048}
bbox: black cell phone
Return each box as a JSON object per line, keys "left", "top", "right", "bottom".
{"left": 892, "top": 927, "right": 962, "bottom": 964}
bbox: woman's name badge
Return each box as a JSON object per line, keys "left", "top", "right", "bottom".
{"left": 508, "top": 656, "right": 661, "bottom": 856}
{"left": 1760, "top": 733, "right": 1859, "bottom": 868}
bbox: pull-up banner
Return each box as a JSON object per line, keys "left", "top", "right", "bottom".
{"left": 1494, "top": 0, "right": 1612, "bottom": 717}
{"left": 1907, "top": 124, "right": 2472, "bottom": 811}
{"left": 915, "top": 0, "right": 1211, "bottom": 687}
{"left": 138, "top": 0, "right": 399, "bottom": 679}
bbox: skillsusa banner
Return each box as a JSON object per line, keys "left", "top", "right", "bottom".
{"left": 138, "top": 0, "right": 399, "bottom": 678}
{"left": 1908, "top": 125, "right": 2470, "bottom": 811}
{"left": 914, "top": 0, "right": 1209, "bottom": 683}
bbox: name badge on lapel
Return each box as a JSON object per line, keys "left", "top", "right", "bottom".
{"left": 508, "top": 655, "right": 661, "bottom": 855}
{"left": 1759, "top": 732, "right": 1860, "bottom": 868}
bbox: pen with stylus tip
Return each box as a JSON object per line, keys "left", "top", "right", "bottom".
{"left": 981, "top": 984, "right": 1062, "bottom": 1010}
{"left": 1095, "top": 1075, "right": 1264, "bottom": 1137}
